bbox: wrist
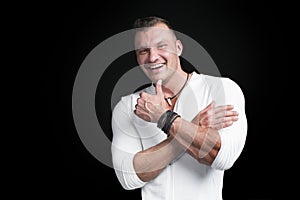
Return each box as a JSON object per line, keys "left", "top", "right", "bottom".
{"left": 168, "top": 116, "right": 181, "bottom": 137}
{"left": 157, "top": 110, "right": 181, "bottom": 137}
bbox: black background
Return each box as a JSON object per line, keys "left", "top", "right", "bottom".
{"left": 27, "top": 1, "right": 292, "bottom": 199}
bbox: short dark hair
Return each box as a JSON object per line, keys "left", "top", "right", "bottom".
{"left": 133, "top": 16, "right": 173, "bottom": 29}
{"left": 133, "top": 16, "right": 177, "bottom": 40}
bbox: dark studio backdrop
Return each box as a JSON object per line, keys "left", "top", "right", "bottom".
{"left": 35, "top": 1, "right": 291, "bottom": 199}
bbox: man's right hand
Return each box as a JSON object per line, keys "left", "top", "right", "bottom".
{"left": 134, "top": 80, "right": 168, "bottom": 123}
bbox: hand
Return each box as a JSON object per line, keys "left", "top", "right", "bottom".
{"left": 192, "top": 101, "right": 239, "bottom": 130}
{"left": 134, "top": 80, "right": 168, "bottom": 123}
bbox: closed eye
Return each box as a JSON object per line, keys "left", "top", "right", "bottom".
{"left": 157, "top": 44, "right": 167, "bottom": 49}
{"left": 137, "top": 48, "right": 149, "bottom": 55}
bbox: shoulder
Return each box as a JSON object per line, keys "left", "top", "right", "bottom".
{"left": 201, "top": 74, "right": 244, "bottom": 94}
{"left": 113, "top": 93, "right": 136, "bottom": 112}
{"left": 199, "top": 74, "right": 245, "bottom": 105}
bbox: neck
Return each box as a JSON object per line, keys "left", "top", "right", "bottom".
{"left": 162, "top": 69, "right": 189, "bottom": 98}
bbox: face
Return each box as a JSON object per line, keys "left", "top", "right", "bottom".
{"left": 134, "top": 23, "right": 183, "bottom": 83}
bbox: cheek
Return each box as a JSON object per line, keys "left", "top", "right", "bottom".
{"left": 164, "top": 54, "right": 176, "bottom": 65}
{"left": 162, "top": 50, "right": 176, "bottom": 60}
{"left": 137, "top": 56, "right": 146, "bottom": 65}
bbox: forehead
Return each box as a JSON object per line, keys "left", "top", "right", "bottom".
{"left": 134, "top": 23, "right": 176, "bottom": 48}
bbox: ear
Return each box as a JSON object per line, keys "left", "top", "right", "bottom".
{"left": 176, "top": 40, "right": 183, "bottom": 56}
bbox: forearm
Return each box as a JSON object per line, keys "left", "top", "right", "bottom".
{"left": 169, "top": 117, "right": 221, "bottom": 165}
{"left": 133, "top": 136, "right": 184, "bottom": 182}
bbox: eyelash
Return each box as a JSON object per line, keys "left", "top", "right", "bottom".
{"left": 138, "top": 49, "right": 148, "bottom": 55}
{"left": 158, "top": 44, "right": 167, "bottom": 49}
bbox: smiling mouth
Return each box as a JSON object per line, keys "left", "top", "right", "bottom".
{"left": 148, "top": 63, "right": 164, "bottom": 70}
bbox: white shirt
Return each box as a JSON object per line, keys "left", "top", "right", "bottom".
{"left": 111, "top": 72, "right": 247, "bottom": 200}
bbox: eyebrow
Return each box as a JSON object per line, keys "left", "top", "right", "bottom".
{"left": 136, "top": 41, "right": 167, "bottom": 50}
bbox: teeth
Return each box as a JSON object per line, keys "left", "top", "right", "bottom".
{"left": 150, "top": 64, "right": 163, "bottom": 69}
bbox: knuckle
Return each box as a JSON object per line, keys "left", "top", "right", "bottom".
{"left": 137, "top": 98, "right": 143, "bottom": 104}
{"left": 222, "top": 117, "right": 228, "bottom": 122}
{"left": 225, "top": 121, "right": 232, "bottom": 126}
{"left": 140, "top": 92, "right": 148, "bottom": 99}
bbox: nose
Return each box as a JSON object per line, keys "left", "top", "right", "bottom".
{"left": 149, "top": 48, "right": 159, "bottom": 62}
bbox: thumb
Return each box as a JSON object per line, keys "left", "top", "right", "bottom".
{"left": 155, "top": 80, "right": 163, "bottom": 97}
{"left": 201, "top": 101, "right": 215, "bottom": 113}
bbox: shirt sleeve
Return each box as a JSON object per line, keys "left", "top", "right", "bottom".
{"left": 211, "top": 78, "right": 248, "bottom": 170}
{"left": 111, "top": 96, "right": 147, "bottom": 190}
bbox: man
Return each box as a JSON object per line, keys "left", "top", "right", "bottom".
{"left": 111, "top": 16, "right": 247, "bottom": 200}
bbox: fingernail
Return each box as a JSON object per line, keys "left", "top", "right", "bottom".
{"left": 157, "top": 80, "right": 162, "bottom": 85}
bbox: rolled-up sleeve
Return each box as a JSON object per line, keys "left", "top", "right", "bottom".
{"left": 111, "top": 97, "right": 147, "bottom": 190}
{"left": 211, "top": 79, "right": 248, "bottom": 170}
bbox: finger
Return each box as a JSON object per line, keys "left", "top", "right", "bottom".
{"left": 211, "top": 121, "right": 234, "bottom": 130}
{"left": 192, "top": 101, "right": 214, "bottom": 124}
{"left": 196, "top": 102, "right": 214, "bottom": 124}
{"left": 213, "top": 105, "right": 234, "bottom": 114}
{"left": 155, "top": 80, "right": 164, "bottom": 97}
{"left": 200, "top": 101, "right": 215, "bottom": 114}
{"left": 145, "top": 102, "right": 157, "bottom": 114}
{"left": 139, "top": 91, "right": 151, "bottom": 101}
{"left": 137, "top": 97, "right": 146, "bottom": 106}
{"left": 214, "top": 110, "right": 239, "bottom": 120}
{"left": 136, "top": 99, "right": 148, "bottom": 113}
{"left": 134, "top": 109, "right": 151, "bottom": 122}
{"left": 145, "top": 101, "right": 153, "bottom": 113}
{"left": 211, "top": 116, "right": 239, "bottom": 125}
{"left": 135, "top": 103, "right": 148, "bottom": 113}
{"left": 212, "top": 117, "right": 239, "bottom": 129}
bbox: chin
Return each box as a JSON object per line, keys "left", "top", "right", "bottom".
{"left": 149, "top": 75, "right": 163, "bottom": 83}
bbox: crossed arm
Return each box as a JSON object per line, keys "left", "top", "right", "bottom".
{"left": 133, "top": 81, "right": 239, "bottom": 182}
